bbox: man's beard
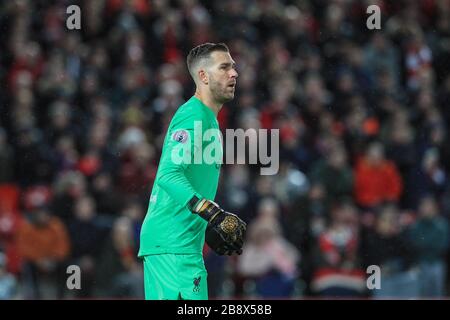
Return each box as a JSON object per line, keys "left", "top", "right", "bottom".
{"left": 210, "top": 78, "right": 234, "bottom": 104}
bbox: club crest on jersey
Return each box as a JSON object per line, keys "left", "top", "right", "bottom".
{"left": 193, "top": 276, "right": 201, "bottom": 292}
{"left": 172, "top": 130, "right": 189, "bottom": 143}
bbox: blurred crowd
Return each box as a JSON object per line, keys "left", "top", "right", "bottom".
{"left": 1, "top": 0, "right": 450, "bottom": 299}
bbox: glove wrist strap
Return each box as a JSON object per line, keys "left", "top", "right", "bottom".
{"left": 188, "top": 196, "right": 219, "bottom": 222}
{"left": 188, "top": 195, "right": 201, "bottom": 212}
{"left": 193, "top": 199, "right": 208, "bottom": 213}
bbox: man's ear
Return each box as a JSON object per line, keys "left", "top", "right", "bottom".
{"left": 198, "top": 69, "right": 209, "bottom": 85}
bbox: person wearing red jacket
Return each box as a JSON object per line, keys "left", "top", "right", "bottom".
{"left": 354, "top": 142, "right": 403, "bottom": 208}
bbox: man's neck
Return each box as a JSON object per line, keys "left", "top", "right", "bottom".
{"left": 194, "top": 91, "right": 222, "bottom": 117}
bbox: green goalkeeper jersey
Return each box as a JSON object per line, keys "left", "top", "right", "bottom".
{"left": 138, "top": 96, "right": 222, "bottom": 256}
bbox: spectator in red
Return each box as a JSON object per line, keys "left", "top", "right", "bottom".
{"left": 310, "top": 201, "right": 366, "bottom": 297}
{"left": 16, "top": 205, "right": 70, "bottom": 299}
{"left": 354, "top": 142, "right": 403, "bottom": 208}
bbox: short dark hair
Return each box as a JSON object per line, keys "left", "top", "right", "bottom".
{"left": 186, "top": 42, "right": 229, "bottom": 79}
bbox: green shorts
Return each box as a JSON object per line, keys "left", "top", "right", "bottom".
{"left": 143, "top": 253, "right": 208, "bottom": 300}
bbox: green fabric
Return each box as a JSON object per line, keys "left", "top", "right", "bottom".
{"left": 138, "top": 96, "right": 222, "bottom": 256}
{"left": 143, "top": 254, "right": 208, "bottom": 300}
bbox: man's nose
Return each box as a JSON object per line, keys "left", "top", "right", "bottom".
{"left": 230, "top": 68, "right": 238, "bottom": 78}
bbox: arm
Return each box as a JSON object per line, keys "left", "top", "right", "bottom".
{"left": 156, "top": 113, "right": 203, "bottom": 208}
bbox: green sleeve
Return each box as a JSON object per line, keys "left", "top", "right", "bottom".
{"left": 156, "top": 111, "right": 203, "bottom": 208}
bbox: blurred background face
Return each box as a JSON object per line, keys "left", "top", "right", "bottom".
{"left": 422, "top": 149, "right": 439, "bottom": 171}
{"left": 328, "top": 147, "right": 347, "bottom": 169}
{"left": 337, "top": 72, "right": 354, "bottom": 93}
{"left": 331, "top": 202, "right": 357, "bottom": 226}
{"left": 419, "top": 197, "right": 437, "bottom": 219}
{"left": 257, "top": 198, "right": 279, "bottom": 221}
{"left": 50, "top": 102, "right": 71, "bottom": 130}
{"left": 33, "top": 208, "right": 51, "bottom": 226}
{"left": 376, "top": 206, "right": 399, "bottom": 236}
{"left": 92, "top": 172, "right": 112, "bottom": 192}
{"left": 390, "top": 121, "right": 413, "bottom": 144}
{"left": 366, "top": 143, "right": 384, "bottom": 165}
{"left": 75, "top": 196, "right": 95, "bottom": 221}
{"left": 248, "top": 220, "right": 279, "bottom": 246}
{"left": 309, "top": 183, "right": 325, "bottom": 200}
{"left": 123, "top": 202, "right": 144, "bottom": 221}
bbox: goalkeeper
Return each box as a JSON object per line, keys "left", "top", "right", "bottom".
{"left": 138, "top": 43, "right": 246, "bottom": 300}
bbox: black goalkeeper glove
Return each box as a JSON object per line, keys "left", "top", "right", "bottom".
{"left": 189, "top": 196, "right": 246, "bottom": 256}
